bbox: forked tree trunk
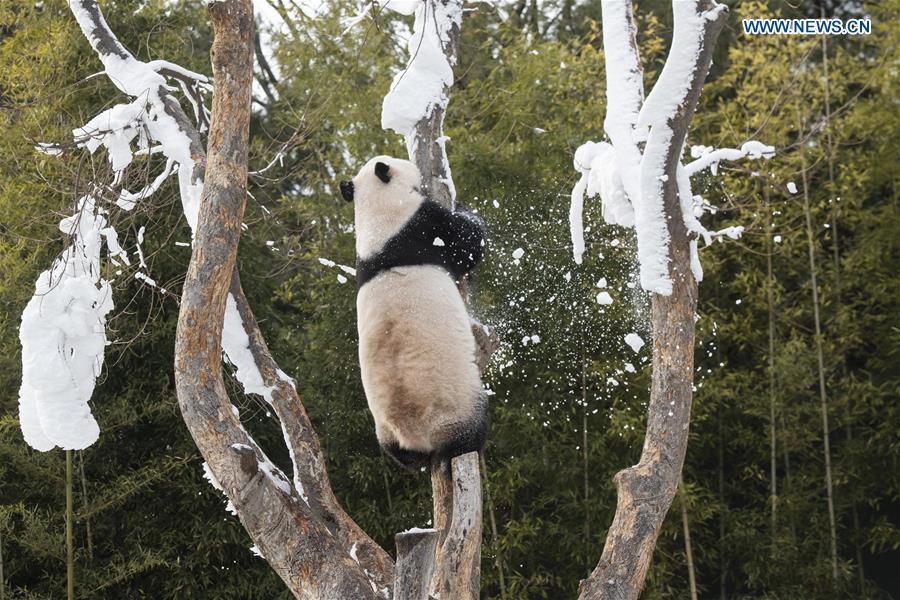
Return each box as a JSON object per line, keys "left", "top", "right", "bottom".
{"left": 173, "top": 2, "right": 389, "bottom": 597}
{"left": 578, "top": 2, "right": 728, "bottom": 598}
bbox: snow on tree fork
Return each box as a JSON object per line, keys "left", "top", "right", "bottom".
{"left": 577, "top": 2, "right": 729, "bottom": 599}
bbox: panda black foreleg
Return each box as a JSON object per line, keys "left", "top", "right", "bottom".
{"left": 443, "top": 209, "right": 486, "bottom": 277}
{"left": 381, "top": 441, "right": 431, "bottom": 472}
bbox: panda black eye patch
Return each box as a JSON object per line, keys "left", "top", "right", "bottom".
{"left": 375, "top": 162, "right": 391, "bottom": 183}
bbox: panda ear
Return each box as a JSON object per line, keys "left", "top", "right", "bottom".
{"left": 375, "top": 162, "right": 391, "bottom": 184}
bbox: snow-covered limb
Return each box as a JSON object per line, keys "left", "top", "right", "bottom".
{"left": 632, "top": 0, "right": 727, "bottom": 294}
{"left": 599, "top": 0, "right": 644, "bottom": 206}
{"left": 19, "top": 196, "right": 115, "bottom": 451}
{"left": 67, "top": 0, "right": 206, "bottom": 228}
{"left": 381, "top": 0, "right": 457, "bottom": 142}
{"left": 381, "top": 0, "right": 461, "bottom": 206}
{"left": 570, "top": 141, "right": 634, "bottom": 263}
{"left": 570, "top": 0, "right": 764, "bottom": 296}
{"left": 578, "top": 3, "right": 731, "bottom": 599}
{"left": 685, "top": 141, "right": 775, "bottom": 176}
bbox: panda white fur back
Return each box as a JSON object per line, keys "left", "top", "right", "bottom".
{"left": 341, "top": 156, "right": 488, "bottom": 469}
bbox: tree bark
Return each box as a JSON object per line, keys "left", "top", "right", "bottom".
{"left": 393, "top": 530, "right": 438, "bottom": 600}
{"left": 578, "top": 2, "right": 728, "bottom": 598}
{"left": 173, "top": 2, "right": 386, "bottom": 598}
{"left": 70, "top": 1, "right": 395, "bottom": 595}
{"left": 430, "top": 453, "right": 483, "bottom": 600}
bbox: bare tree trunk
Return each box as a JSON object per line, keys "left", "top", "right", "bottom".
{"left": 430, "top": 454, "right": 483, "bottom": 600}
{"left": 578, "top": 3, "right": 728, "bottom": 598}
{"left": 765, "top": 182, "right": 778, "bottom": 541}
{"left": 66, "top": 450, "right": 74, "bottom": 600}
{"left": 798, "top": 129, "right": 839, "bottom": 583}
{"left": 77, "top": 450, "right": 93, "bottom": 562}
{"left": 393, "top": 530, "right": 438, "bottom": 600}
{"left": 173, "top": 2, "right": 387, "bottom": 597}
{"left": 70, "top": 0, "right": 394, "bottom": 594}
{"left": 679, "top": 488, "right": 698, "bottom": 600}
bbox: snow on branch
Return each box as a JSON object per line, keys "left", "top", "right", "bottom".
{"left": 19, "top": 196, "right": 116, "bottom": 451}
{"left": 67, "top": 0, "right": 206, "bottom": 228}
{"left": 381, "top": 0, "right": 461, "bottom": 205}
{"left": 570, "top": 0, "right": 771, "bottom": 295}
{"left": 685, "top": 141, "right": 775, "bottom": 176}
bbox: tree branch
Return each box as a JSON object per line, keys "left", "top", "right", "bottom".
{"left": 140, "top": 1, "right": 392, "bottom": 597}
{"left": 67, "top": 0, "right": 395, "bottom": 594}
{"left": 386, "top": 1, "right": 487, "bottom": 594}
{"left": 578, "top": 2, "right": 729, "bottom": 598}
{"left": 393, "top": 529, "right": 438, "bottom": 600}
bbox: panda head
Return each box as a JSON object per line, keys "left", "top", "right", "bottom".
{"left": 341, "top": 156, "right": 424, "bottom": 257}
{"left": 340, "top": 155, "right": 421, "bottom": 204}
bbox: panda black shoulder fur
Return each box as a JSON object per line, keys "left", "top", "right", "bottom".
{"left": 340, "top": 155, "right": 488, "bottom": 470}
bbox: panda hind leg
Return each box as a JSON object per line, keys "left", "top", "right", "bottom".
{"left": 435, "top": 393, "right": 489, "bottom": 463}
{"left": 381, "top": 441, "right": 431, "bottom": 472}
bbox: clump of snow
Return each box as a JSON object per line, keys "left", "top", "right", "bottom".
{"left": 402, "top": 526, "right": 437, "bottom": 534}
{"left": 382, "top": 0, "right": 461, "bottom": 195}
{"left": 570, "top": 141, "right": 634, "bottom": 264}
{"left": 684, "top": 140, "right": 775, "bottom": 176}
{"left": 512, "top": 247, "right": 525, "bottom": 260}
{"left": 318, "top": 256, "right": 357, "bottom": 279}
{"left": 221, "top": 294, "right": 276, "bottom": 402}
{"left": 433, "top": 237, "right": 445, "bottom": 247}
{"left": 596, "top": 291, "right": 614, "bottom": 305}
{"left": 787, "top": 181, "right": 798, "bottom": 194}
{"left": 570, "top": 1, "right": 764, "bottom": 296}
{"left": 624, "top": 333, "right": 645, "bottom": 353}
{"left": 202, "top": 461, "right": 224, "bottom": 491}
{"left": 19, "top": 196, "right": 114, "bottom": 451}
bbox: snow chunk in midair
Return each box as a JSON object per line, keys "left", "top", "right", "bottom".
{"left": 787, "top": 181, "right": 798, "bottom": 194}
{"left": 624, "top": 333, "right": 645, "bottom": 353}
{"left": 596, "top": 291, "right": 614, "bottom": 305}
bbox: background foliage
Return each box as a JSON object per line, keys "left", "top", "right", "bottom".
{"left": 1, "top": 0, "right": 898, "bottom": 598}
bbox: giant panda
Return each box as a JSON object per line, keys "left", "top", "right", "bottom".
{"left": 340, "top": 155, "right": 488, "bottom": 470}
